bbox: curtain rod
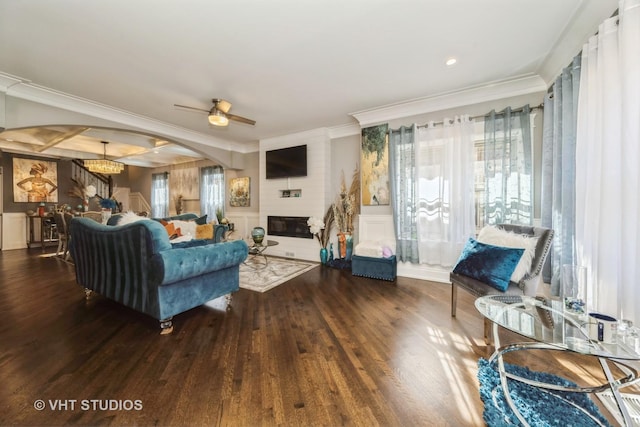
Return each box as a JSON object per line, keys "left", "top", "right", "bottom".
{"left": 414, "top": 103, "right": 543, "bottom": 129}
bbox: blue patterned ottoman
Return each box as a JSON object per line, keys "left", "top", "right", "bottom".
{"left": 351, "top": 255, "right": 397, "bottom": 281}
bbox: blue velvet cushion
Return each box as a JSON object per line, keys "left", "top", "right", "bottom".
{"left": 194, "top": 215, "right": 207, "bottom": 225}
{"left": 453, "top": 238, "right": 524, "bottom": 292}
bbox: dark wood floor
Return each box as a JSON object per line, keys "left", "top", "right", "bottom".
{"left": 0, "top": 249, "right": 632, "bottom": 426}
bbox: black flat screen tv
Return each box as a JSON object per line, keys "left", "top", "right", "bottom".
{"left": 265, "top": 144, "right": 307, "bottom": 179}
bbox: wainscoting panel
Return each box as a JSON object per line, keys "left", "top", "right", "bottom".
{"left": 226, "top": 213, "right": 260, "bottom": 241}
{"left": 2, "top": 213, "right": 27, "bottom": 250}
{"left": 358, "top": 214, "right": 395, "bottom": 245}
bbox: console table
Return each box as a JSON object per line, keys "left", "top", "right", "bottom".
{"left": 476, "top": 295, "right": 640, "bottom": 426}
{"left": 26, "top": 214, "right": 58, "bottom": 253}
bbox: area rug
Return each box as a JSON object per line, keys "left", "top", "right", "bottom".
{"left": 239, "top": 257, "right": 317, "bottom": 293}
{"left": 477, "top": 358, "right": 612, "bottom": 427}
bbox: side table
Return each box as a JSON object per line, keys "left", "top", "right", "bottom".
{"left": 245, "top": 239, "right": 279, "bottom": 268}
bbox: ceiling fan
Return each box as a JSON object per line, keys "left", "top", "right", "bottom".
{"left": 174, "top": 98, "right": 256, "bottom": 127}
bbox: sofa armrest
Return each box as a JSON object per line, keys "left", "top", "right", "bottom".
{"left": 152, "top": 239, "right": 248, "bottom": 285}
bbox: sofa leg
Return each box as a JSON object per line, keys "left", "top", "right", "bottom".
{"left": 225, "top": 294, "right": 233, "bottom": 312}
{"left": 84, "top": 288, "right": 93, "bottom": 300}
{"left": 160, "top": 318, "right": 174, "bottom": 335}
{"left": 451, "top": 283, "right": 457, "bottom": 317}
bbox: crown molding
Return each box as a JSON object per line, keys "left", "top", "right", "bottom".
{"left": 0, "top": 73, "right": 26, "bottom": 92}
{"left": 328, "top": 122, "right": 361, "bottom": 139}
{"left": 350, "top": 75, "right": 547, "bottom": 127}
{"left": 260, "top": 127, "right": 331, "bottom": 148}
{"left": 537, "top": 0, "right": 617, "bottom": 84}
{"left": 1, "top": 73, "right": 246, "bottom": 153}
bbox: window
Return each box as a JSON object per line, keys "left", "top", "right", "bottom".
{"left": 482, "top": 107, "right": 534, "bottom": 226}
{"left": 151, "top": 172, "right": 169, "bottom": 218}
{"left": 200, "top": 166, "right": 225, "bottom": 221}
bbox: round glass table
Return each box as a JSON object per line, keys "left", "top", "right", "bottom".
{"left": 475, "top": 295, "right": 640, "bottom": 426}
{"left": 245, "top": 239, "right": 279, "bottom": 269}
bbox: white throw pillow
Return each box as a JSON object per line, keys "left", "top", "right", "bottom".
{"left": 169, "top": 219, "right": 197, "bottom": 238}
{"left": 117, "top": 211, "right": 151, "bottom": 225}
{"left": 477, "top": 226, "right": 538, "bottom": 282}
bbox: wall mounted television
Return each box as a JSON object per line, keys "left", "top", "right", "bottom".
{"left": 265, "top": 144, "right": 307, "bottom": 179}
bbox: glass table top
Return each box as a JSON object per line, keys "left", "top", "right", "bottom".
{"left": 475, "top": 295, "right": 640, "bottom": 360}
{"left": 247, "top": 239, "right": 279, "bottom": 255}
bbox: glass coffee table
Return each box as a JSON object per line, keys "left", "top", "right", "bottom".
{"left": 476, "top": 295, "right": 640, "bottom": 426}
{"left": 245, "top": 239, "right": 279, "bottom": 269}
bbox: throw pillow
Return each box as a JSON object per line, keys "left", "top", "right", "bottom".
{"left": 195, "top": 224, "right": 214, "bottom": 239}
{"left": 477, "top": 226, "right": 538, "bottom": 283}
{"left": 170, "top": 220, "right": 197, "bottom": 237}
{"left": 117, "top": 211, "right": 151, "bottom": 226}
{"left": 452, "top": 238, "right": 524, "bottom": 292}
{"left": 163, "top": 222, "right": 183, "bottom": 239}
{"left": 194, "top": 215, "right": 208, "bottom": 225}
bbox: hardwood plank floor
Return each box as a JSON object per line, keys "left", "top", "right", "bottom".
{"left": 0, "top": 249, "right": 632, "bottom": 426}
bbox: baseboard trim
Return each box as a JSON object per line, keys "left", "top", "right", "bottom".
{"left": 398, "top": 261, "right": 450, "bottom": 283}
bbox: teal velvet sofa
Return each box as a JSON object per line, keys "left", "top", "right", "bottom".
{"left": 69, "top": 216, "right": 248, "bottom": 334}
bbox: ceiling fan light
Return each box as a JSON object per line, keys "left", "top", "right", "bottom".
{"left": 208, "top": 109, "right": 229, "bottom": 126}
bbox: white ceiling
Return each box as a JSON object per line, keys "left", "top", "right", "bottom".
{"left": 0, "top": 0, "right": 617, "bottom": 167}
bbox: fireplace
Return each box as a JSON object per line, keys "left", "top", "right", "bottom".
{"left": 267, "top": 216, "right": 313, "bottom": 239}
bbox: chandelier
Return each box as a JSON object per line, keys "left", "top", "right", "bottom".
{"left": 84, "top": 141, "right": 124, "bottom": 174}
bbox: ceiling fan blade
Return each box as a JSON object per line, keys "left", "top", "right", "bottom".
{"left": 226, "top": 113, "right": 256, "bottom": 126}
{"left": 174, "top": 104, "right": 210, "bottom": 114}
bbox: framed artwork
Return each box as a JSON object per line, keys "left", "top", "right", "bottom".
{"left": 171, "top": 165, "right": 199, "bottom": 200}
{"left": 229, "top": 177, "right": 250, "bottom": 207}
{"left": 361, "top": 124, "right": 389, "bottom": 205}
{"left": 13, "top": 158, "right": 59, "bottom": 203}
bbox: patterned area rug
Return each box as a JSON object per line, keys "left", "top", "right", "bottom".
{"left": 477, "top": 358, "right": 612, "bottom": 426}
{"left": 239, "top": 256, "right": 318, "bottom": 293}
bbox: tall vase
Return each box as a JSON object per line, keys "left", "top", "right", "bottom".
{"left": 345, "top": 234, "right": 353, "bottom": 261}
{"left": 320, "top": 247, "right": 328, "bottom": 265}
{"left": 337, "top": 232, "right": 352, "bottom": 259}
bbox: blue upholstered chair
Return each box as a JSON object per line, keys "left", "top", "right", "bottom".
{"left": 450, "top": 224, "right": 553, "bottom": 343}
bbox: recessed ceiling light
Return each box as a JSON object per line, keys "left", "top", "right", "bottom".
{"left": 446, "top": 58, "right": 457, "bottom": 66}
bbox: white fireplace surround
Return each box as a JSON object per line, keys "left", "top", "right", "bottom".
{"left": 258, "top": 129, "right": 332, "bottom": 261}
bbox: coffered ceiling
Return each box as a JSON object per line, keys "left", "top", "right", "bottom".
{"left": 0, "top": 0, "right": 617, "bottom": 168}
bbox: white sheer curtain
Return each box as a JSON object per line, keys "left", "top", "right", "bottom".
{"left": 414, "top": 116, "right": 476, "bottom": 267}
{"left": 576, "top": 0, "right": 640, "bottom": 325}
{"left": 151, "top": 172, "right": 169, "bottom": 218}
{"left": 200, "top": 166, "right": 225, "bottom": 221}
